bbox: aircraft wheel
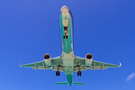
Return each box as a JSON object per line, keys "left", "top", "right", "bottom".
{"left": 56, "top": 71, "right": 60, "bottom": 76}
{"left": 77, "top": 71, "right": 81, "bottom": 76}
{"left": 77, "top": 72, "right": 79, "bottom": 76}
{"left": 56, "top": 71, "right": 58, "bottom": 76}
{"left": 63, "top": 36, "right": 66, "bottom": 39}
{"left": 63, "top": 35, "right": 68, "bottom": 39}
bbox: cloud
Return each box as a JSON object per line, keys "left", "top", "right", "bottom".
{"left": 127, "top": 73, "right": 135, "bottom": 81}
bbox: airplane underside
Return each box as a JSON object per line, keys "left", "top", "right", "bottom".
{"left": 20, "top": 5, "right": 121, "bottom": 87}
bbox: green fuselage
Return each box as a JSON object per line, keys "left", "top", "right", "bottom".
{"left": 60, "top": 13, "right": 73, "bottom": 54}
{"left": 60, "top": 11, "right": 74, "bottom": 86}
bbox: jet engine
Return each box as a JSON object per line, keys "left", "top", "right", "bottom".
{"left": 85, "top": 53, "right": 93, "bottom": 68}
{"left": 44, "top": 54, "right": 51, "bottom": 68}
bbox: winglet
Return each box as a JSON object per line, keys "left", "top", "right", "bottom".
{"left": 119, "top": 62, "right": 122, "bottom": 67}
{"left": 19, "top": 63, "right": 22, "bottom": 67}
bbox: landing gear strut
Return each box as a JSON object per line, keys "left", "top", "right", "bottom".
{"left": 56, "top": 65, "right": 60, "bottom": 76}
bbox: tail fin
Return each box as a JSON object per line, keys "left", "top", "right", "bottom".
{"left": 73, "top": 82, "right": 86, "bottom": 85}
{"left": 55, "top": 82, "right": 68, "bottom": 85}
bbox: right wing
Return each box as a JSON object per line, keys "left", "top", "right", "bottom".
{"left": 20, "top": 56, "right": 63, "bottom": 71}
{"left": 74, "top": 56, "right": 121, "bottom": 71}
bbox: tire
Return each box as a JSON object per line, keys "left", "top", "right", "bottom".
{"left": 77, "top": 71, "right": 80, "bottom": 76}
{"left": 78, "top": 71, "right": 81, "bottom": 76}
{"left": 56, "top": 71, "right": 58, "bottom": 76}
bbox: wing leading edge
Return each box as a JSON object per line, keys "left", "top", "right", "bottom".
{"left": 74, "top": 56, "right": 121, "bottom": 71}
{"left": 20, "top": 56, "right": 63, "bottom": 71}
{"left": 20, "top": 56, "right": 121, "bottom": 71}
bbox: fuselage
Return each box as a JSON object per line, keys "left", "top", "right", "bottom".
{"left": 60, "top": 6, "right": 74, "bottom": 86}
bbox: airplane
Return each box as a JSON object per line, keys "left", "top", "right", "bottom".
{"left": 20, "top": 5, "right": 121, "bottom": 87}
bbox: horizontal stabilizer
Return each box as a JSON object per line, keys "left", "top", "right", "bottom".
{"left": 55, "top": 82, "right": 67, "bottom": 85}
{"left": 73, "top": 82, "right": 86, "bottom": 85}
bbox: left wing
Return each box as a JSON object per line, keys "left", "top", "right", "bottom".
{"left": 74, "top": 56, "right": 121, "bottom": 71}
{"left": 20, "top": 56, "right": 63, "bottom": 71}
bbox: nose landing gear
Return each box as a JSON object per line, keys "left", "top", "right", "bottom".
{"left": 63, "top": 35, "right": 68, "bottom": 39}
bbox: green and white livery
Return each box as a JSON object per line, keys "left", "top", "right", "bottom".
{"left": 20, "top": 6, "right": 121, "bottom": 87}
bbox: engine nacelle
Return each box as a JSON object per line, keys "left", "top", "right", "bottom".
{"left": 44, "top": 54, "right": 51, "bottom": 68}
{"left": 85, "top": 53, "right": 93, "bottom": 68}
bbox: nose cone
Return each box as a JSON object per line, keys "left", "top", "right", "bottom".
{"left": 60, "top": 5, "right": 69, "bottom": 13}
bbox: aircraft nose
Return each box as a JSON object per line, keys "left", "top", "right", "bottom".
{"left": 60, "top": 5, "right": 69, "bottom": 13}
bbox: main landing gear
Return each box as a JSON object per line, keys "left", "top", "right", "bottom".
{"left": 56, "top": 65, "right": 61, "bottom": 76}
{"left": 56, "top": 71, "right": 60, "bottom": 76}
{"left": 77, "top": 71, "right": 81, "bottom": 76}
{"left": 77, "top": 65, "right": 81, "bottom": 76}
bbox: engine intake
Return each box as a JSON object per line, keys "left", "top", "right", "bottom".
{"left": 44, "top": 54, "right": 50, "bottom": 59}
{"left": 86, "top": 54, "right": 93, "bottom": 59}
{"left": 85, "top": 53, "right": 93, "bottom": 68}
{"left": 43, "top": 53, "right": 51, "bottom": 68}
